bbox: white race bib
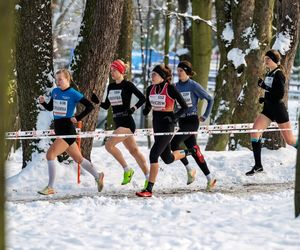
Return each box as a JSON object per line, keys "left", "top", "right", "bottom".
{"left": 177, "top": 91, "right": 192, "bottom": 108}
{"left": 53, "top": 100, "right": 67, "bottom": 117}
{"left": 149, "top": 94, "right": 166, "bottom": 110}
{"left": 108, "top": 90, "right": 123, "bottom": 106}
{"left": 264, "top": 76, "right": 274, "bottom": 88}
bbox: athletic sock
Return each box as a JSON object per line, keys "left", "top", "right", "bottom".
{"left": 123, "top": 166, "right": 130, "bottom": 172}
{"left": 47, "top": 160, "right": 56, "bottom": 188}
{"left": 185, "top": 164, "right": 193, "bottom": 172}
{"left": 146, "top": 181, "right": 154, "bottom": 192}
{"left": 206, "top": 173, "right": 212, "bottom": 182}
{"left": 293, "top": 139, "right": 298, "bottom": 149}
{"left": 81, "top": 158, "right": 99, "bottom": 179}
{"left": 251, "top": 138, "right": 262, "bottom": 167}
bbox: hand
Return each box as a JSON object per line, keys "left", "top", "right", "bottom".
{"left": 70, "top": 117, "right": 77, "bottom": 124}
{"left": 127, "top": 107, "right": 136, "bottom": 115}
{"left": 257, "top": 78, "right": 264, "bottom": 87}
{"left": 199, "top": 116, "right": 206, "bottom": 122}
{"left": 38, "top": 96, "right": 45, "bottom": 104}
{"left": 258, "top": 97, "right": 265, "bottom": 104}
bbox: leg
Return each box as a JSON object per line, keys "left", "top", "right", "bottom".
{"left": 105, "top": 127, "right": 132, "bottom": 168}
{"left": 171, "top": 134, "right": 190, "bottom": 166}
{"left": 46, "top": 138, "right": 69, "bottom": 188}
{"left": 278, "top": 121, "right": 297, "bottom": 147}
{"left": 66, "top": 143, "right": 100, "bottom": 179}
{"left": 246, "top": 114, "right": 271, "bottom": 175}
{"left": 123, "top": 136, "right": 149, "bottom": 177}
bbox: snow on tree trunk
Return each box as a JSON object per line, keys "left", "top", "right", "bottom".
{"left": 71, "top": 0, "right": 124, "bottom": 160}
{"left": 206, "top": 0, "right": 255, "bottom": 151}
{"left": 15, "top": 0, "right": 54, "bottom": 168}
{"left": 231, "top": 1, "right": 275, "bottom": 149}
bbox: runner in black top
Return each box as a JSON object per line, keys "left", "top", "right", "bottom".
{"left": 136, "top": 64, "right": 193, "bottom": 197}
{"left": 38, "top": 69, "right": 104, "bottom": 195}
{"left": 246, "top": 50, "right": 298, "bottom": 176}
{"left": 100, "top": 59, "right": 149, "bottom": 187}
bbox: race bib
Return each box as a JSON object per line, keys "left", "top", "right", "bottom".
{"left": 108, "top": 90, "right": 123, "bottom": 106}
{"left": 264, "top": 76, "right": 274, "bottom": 88}
{"left": 149, "top": 94, "right": 166, "bottom": 110}
{"left": 177, "top": 91, "right": 192, "bottom": 108}
{"left": 53, "top": 100, "right": 67, "bottom": 117}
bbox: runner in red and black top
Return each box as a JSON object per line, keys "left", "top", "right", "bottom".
{"left": 100, "top": 59, "right": 149, "bottom": 187}
{"left": 136, "top": 64, "right": 192, "bottom": 198}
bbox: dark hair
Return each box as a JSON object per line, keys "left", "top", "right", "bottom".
{"left": 177, "top": 61, "right": 196, "bottom": 77}
{"left": 152, "top": 64, "right": 172, "bottom": 82}
{"left": 265, "top": 49, "right": 286, "bottom": 77}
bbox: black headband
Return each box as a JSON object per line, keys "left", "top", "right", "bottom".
{"left": 152, "top": 65, "right": 167, "bottom": 80}
{"left": 177, "top": 62, "right": 192, "bottom": 75}
{"left": 265, "top": 50, "right": 279, "bottom": 64}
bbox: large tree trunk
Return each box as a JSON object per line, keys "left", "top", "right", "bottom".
{"left": 164, "top": 0, "right": 172, "bottom": 65}
{"left": 191, "top": 0, "right": 212, "bottom": 91}
{"left": 15, "top": 0, "right": 54, "bottom": 168}
{"left": 206, "top": 0, "right": 255, "bottom": 151}
{"left": 231, "top": 1, "right": 275, "bottom": 149}
{"left": 0, "top": 1, "right": 14, "bottom": 248}
{"left": 263, "top": 0, "right": 300, "bottom": 149}
{"left": 71, "top": 0, "right": 124, "bottom": 160}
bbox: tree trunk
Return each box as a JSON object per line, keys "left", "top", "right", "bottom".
{"left": 231, "top": 1, "right": 275, "bottom": 149}
{"left": 191, "top": 0, "right": 212, "bottom": 90}
{"left": 0, "top": 1, "right": 13, "bottom": 248}
{"left": 15, "top": 0, "right": 54, "bottom": 168}
{"left": 71, "top": 0, "right": 124, "bottom": 160}
{"left": 164, "top": 0, "right": 172, "bottom": 65}
{"left": 206, "top": 0, "right": 255, "bottom": 151}
{"left": 264, "top": 0, "right": 300, "bottom": 149}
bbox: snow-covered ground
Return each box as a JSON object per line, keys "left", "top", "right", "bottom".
{"left": 5, "top": 99, "right": 300, "bottom": 249}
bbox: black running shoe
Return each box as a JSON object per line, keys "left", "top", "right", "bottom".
{"left": 245, "top": 166, "right": 263, "bottom": 176}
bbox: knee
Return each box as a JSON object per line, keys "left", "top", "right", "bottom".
{"left": 170, "top": 141, "right": 179, "bottom": 151}
{"left": 149, "top": 153, "right": 159, "bottom": 164}
{"left": 73, "top": 156, "right": 83, "bottom": 164}
{"left": 285, "top": 138, "right": 294, "bottom": 146}
{"left": 46, "top": 151, "right": 56, "bottom": 161}
{"left": 105, "top": 141, "right": 114, "bottom": 152}
{"left": 161, "top": 155, "right": 174, "bottom": 165}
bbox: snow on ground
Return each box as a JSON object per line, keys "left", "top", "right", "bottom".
{"left": 5, "top": 143, "right": 300, "bottom": 250}
{"left": 5, "top": 99, "right": 300, "bottom": 249}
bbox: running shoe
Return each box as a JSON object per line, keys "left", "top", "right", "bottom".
{"left": 144, "top": 179, "right": 149, "bottom": 190}
{"left": 136, "top": 190, "right": 152, "bottom": 197}
{"left": 96, "top": 172, "right": 104, "bottom": 192}
{"left": 187, "top": 169, "right": 196, "bottom": 185}
{"left": 38, "top": 186, "right": 56, "bottom": 195}
{"left": 121, "top": 168, "right": 134, "bottom": 185}
{"left": 245, "top": 166, "right": 263, "bottom": 176}
{"left": 206, "top": 179, "right": 217, "bottom": 192}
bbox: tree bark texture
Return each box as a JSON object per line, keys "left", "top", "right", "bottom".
{"left": 71, "top": 0, "right": 124, "bottom": 160}
{"left": 15, "top": 0, "right": 54, "bottom": 168}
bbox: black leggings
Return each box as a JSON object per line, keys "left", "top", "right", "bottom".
{"left": 171, "top": 115, "right": 210, "bottom": 176}
{"left": 150, "top": 112, "right": 176, "bottom": 164}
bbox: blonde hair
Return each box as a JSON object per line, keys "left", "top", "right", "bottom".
{"left": 56, "top": 69, "right": 73, "bottom": 82}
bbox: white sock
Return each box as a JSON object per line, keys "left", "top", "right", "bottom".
{"left": 145, "top": 173, "right": 150, "bottom": 180}
{"left": 206, "top": 174, "right": 212, "bottom": 181}
{"left": 123, "top": 166, "right": 130, "bottom": 172}
{"left": 47, "top": 160, "right": 56, "bottom": 188}
{"left": 80, "top": 158, "right": 99, "bottom": 179}
{"left": 185, "top": 164, "right": 193, "bottom": 171}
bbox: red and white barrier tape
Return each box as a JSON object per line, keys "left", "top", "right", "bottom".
{"left": 4, "top": 122, "right": 298, "bottom": 140}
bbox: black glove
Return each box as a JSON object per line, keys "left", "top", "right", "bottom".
{"left": 127, "top": 107, "right": 136, "bottom": 115}
{"left": 91, "top": 93, "right": 100, "bottom": 104}
{"left": 258, "top": 97, "right": 265, "bottom": 104}
{"left": 257, "top": 78, "right": 264, "bottom": 87}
